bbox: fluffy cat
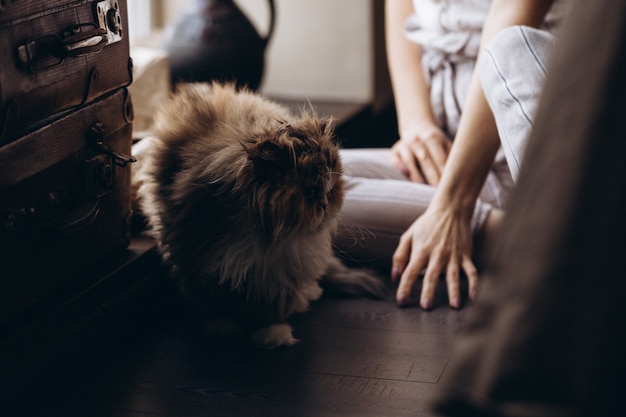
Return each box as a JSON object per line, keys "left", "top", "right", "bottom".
{"left": 133, "top": 82, "right": 384, "bottom": 348}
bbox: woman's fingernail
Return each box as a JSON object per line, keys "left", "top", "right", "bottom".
{"left": 397, "top": 293, "right": 409, "bottom": 306}
{"left": 421, "top": 299, "right": 433, "bottom": 310}
{"left": 450, "top": 297, "right": 461, "bottom": 309}
{"left": 391, "top": 267, "right": 401, "bottom": 282}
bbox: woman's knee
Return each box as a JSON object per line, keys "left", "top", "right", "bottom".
{"left": 480, "top": 25, "right": 557, "bottom": 95}
{"left": 479, "top": 26, "right": 557, "bottom": 181}
{"left": 483, "top": 26, "right": 534, "bottom": 70}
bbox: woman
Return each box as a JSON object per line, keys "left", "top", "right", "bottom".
{"left": 336, "top": 0, "right": 566, "bottom": 309}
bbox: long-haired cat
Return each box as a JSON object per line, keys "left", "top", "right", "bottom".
{"left": 133, "top": 82, "right": 384, "bottom": 348}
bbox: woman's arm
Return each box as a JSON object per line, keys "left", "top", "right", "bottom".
{"left": 385, "top": 0, "right": 451, "bottom": 185}
{"left": 391, "top": 0, "right": 557, "bottom": 310}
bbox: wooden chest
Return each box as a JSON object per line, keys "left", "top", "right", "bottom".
{"left": 0, "top": 0, "right": 135, "bottom": 327}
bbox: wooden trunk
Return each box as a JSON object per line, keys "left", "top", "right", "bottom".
{"left": 0, "top": 0, "right": 132, "bottom": 144}
{"left": 0, "top": 88, "right": 135, "bottom": 326}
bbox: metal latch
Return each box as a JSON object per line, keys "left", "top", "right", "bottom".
{"left": 96, "top": 0, "right": 124, "bottom": 45}
{"left": 89, "top": 123, "right": 136, "bottom": 167}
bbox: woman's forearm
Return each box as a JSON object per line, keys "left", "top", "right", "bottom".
{"left": 432, "top": 0, "right": 557, "bottom": 212}
{"left": 385, "top": 0, "right": 437, "bottom": 133}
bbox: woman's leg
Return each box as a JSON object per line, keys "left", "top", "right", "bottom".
{"left": 480, "top": 25, "right": 558, "bottom": 181}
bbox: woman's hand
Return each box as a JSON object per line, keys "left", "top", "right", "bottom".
{"left": 390, "top": 122, "right": 452, "bottom": 185}
{"left": 391, "top": 202, "right": 478, "bottom": 310}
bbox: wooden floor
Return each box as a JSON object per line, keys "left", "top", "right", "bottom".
{"left": 2, "top": 249, "right": 469, "bottom": 417}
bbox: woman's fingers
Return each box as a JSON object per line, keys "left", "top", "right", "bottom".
{"left": 391, "top": 143, "right": 426, "bottom": 183}
{"left": 391, "top": 232, "right": 412, "bottom": 284}
{"left": 391, "top": 123, "right": 452, "bottom": 184}
{"left": 393, "top": 228, "right": 430, "bottom": 307}
{"left": 418, "top": 135, "right": 453, "bottom": 185}
{"left": 424, "top": 138, "right": 450, "bottom": 176}
{"left": 419, "top": 251, "right": 446, "bottom": 310}
{"left": 462, "top": 255, "right": 479, "bottom": 301}
{"left": 390, "top": 198, "right": 477, "bottom": 310}
{"left": 411, "top": 143, "right": 440, "bottom": 185}
{"left": 446, "top": 258, "right": 462, "bottom": 309}
{"left": 396, "top": 247, "right": 429, "bottom": 307}
{"left": 397, "top": 138, "right": 450, "bottom": 185}
{"left": 392, "top": 136, "right": 451, "bottom": 185}
{"left": 399, "top": 147, "right": 425, "bottom": 183}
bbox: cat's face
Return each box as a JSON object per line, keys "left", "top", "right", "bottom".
{"left": 244, "top": 118, "right": 343, "bottom": 241}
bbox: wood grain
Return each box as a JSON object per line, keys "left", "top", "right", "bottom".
{"left": 3, "top": 277, "right": 468, "bottom": 417}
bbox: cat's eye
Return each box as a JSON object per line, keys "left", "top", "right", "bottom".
{"left": 304, "top": 186, "right": 316, "bottom": 200}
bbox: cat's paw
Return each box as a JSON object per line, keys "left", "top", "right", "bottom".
{"left": 289, "top": 281, "right": 323, "bottom": 314}
{"left": 303, "top": 281, "right": 324, "bottom": 302}
{"left": 250, "top": 324, "right": 300, "bottom": 348}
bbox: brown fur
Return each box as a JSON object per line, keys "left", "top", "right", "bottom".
{"left": 133, "top": 82, "right": 383, "bottom": 347}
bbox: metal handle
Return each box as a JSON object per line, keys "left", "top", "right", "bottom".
{"left": 47, "top": 196, "right": 102, "bottom": 235}
{"left": 264, "top": 0, "right": 276, "bottom": 47}
{"left": 17, "top": 24, "right": 108, "bottom": 72}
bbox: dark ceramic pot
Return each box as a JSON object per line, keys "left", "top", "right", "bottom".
{"left": 163, "top": 0, "right": 275, "bottom": 90}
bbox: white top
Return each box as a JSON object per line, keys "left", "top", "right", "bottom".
{"left": 405, "top": 0, "right": 567, "bottom": 61}
{"left": 402, "top": 0, "right": 569, "bottom": 138}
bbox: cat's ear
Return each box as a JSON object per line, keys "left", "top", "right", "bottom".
{"left": 255, "top": 140, "right": 283, "bottom": 163}
{"left": 318, "top": 118, "right": 339, "bottom": 145}
{"left": 246, "top": 139, "right": 293, "bottom": 172}
{"left": 317, "top": 118, "right": 330, "bottom": 134}
{"left": 303, "top": 116, "right": 337, "bottom": 146}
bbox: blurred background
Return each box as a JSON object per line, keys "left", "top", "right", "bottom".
{"left": 127, "top": 0, "right": 396, "bottom": 147}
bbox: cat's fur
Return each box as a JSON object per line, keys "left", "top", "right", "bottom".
{"left": 133, "top": 82, "right": 384, "bottom": 348}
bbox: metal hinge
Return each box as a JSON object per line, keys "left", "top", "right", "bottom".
{"left": 96, "top": 0, "right": 124, "bottom": 45}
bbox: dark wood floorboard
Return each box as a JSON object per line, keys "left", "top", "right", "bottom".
{"left": 3, "top": 274, "right": 468, "bottom": 417}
